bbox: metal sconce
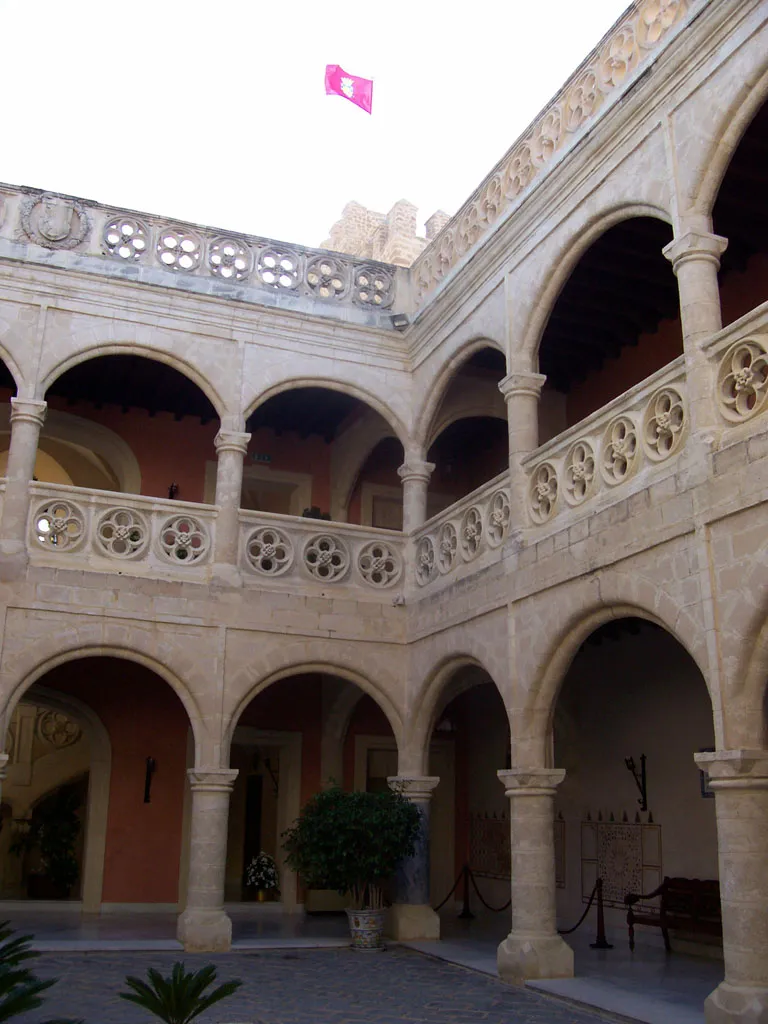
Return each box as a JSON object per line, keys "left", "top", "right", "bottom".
{"left": 144, "top": 757, "right": 156, "bottom": 803}
{"left": 624, "top": 754, "right": 648, "bottom": 811}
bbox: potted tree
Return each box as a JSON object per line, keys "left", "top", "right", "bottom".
{"left": 282, "top": 785, "right": 420, "bottom": 950}
{"left": 12, "top": 787, "right": 82, "bottom": 900}
{"left": 244, "top": 851, "right": 280, "bottom": 901}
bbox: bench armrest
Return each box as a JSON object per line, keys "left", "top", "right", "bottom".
{"left": 625, "top": 883, "right": 665, "bottom": 906}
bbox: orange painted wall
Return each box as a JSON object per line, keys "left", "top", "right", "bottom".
{"left": 720, "top": 251, "right": 768, "bottom": 326}
{"left": 41, "top": 658, "right": 189, "bottom": 903}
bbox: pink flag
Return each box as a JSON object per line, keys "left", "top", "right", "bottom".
{"left": 324, "top": 65, "right": 373, "bottom": 114}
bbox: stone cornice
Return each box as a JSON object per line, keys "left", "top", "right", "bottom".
{"left": 410, "top": 0, "right": 702, "bottom": 306}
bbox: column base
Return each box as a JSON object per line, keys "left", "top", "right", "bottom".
{"left": 705, "top": 981, "right": 768, "bottom": 1023}
{"left": 497, "top": 933, "right": 574, "bottom": 983}
{"left": 176, "top": 908, "right": 233, "bottom": 952}
{"left": 386, "top": 903, "right": 440, "bottom": 941}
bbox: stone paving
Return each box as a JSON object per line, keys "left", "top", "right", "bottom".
{"left": 18, "top": 947, "right": 614, "bottom": 1024}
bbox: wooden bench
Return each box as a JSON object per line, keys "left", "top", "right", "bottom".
{"left": 624, "top": 876, "right": 722, "bottom": 952}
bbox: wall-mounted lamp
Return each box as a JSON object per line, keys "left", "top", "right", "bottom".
{"left": 624, "top": 754, "right": 647, "bottom": 812}
{"left": 168, "top": 483, "right": 179, "bottom": 501}
{"left": 391, "top": 313, "right": 409, "bottom": 332}
{"left": 144, "top": 757, "right": 157, "bottom": 803}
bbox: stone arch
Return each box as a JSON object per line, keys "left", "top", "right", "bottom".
{"left": 14, "top": 684, "right": 111, "bottom": 912}
{"left": 0, "top": 405, "right": 142, "bottom": 493}
{"left": 519, "top": 202, "right": 674, "bottom": 369}
{"left": 0, "top": 342, "right": 24, "bottom": 399}
{"left": 319, "top": 682, "right": 367, "bottom": 786}
{"left": 1, "top": 645, "right": 206, "bottom": 766}
{"left": 223, "top": 659, "right": 404, "bottom": 759}
{"left": 330, "top": 408, "right": 398, "bottom": 522}
{"left": 243, "top": 377, "right": 409, "bottom": 450}
{"left": 413, "top": 337, "right": 507, "bottom": 452}
{"left": 38, "top": 343, "right": 226, "bottom": 422}
{"left": 730, "top": 543, "right": 768, "bottom": 748}
{"left": 407, "top": 654, "right": 507, "bottom": 776}
{"left": 518, "top": 601, "right": 713, "bottom": 768}
{"left": 694, "top": 62, "right": 768, "bottom": 218}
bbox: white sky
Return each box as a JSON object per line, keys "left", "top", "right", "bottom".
{"left": 0, "top": 0, "right": 632, "bottom": 249}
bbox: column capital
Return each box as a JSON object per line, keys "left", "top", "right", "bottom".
{"left": 388, "top": 775, "right": 440, "bottom": 802}
{"left": 9, "top": 398, "right": 47, "bottom": 428}
{"left": 498, "top": 767, "right": 565, "bottom": 797}
{"left": 214, "top": 430, "right": 251, "bottom": 456}
{"left": 694, "top": 749, "right": 768, "bottom": 790}
{"left": 0, "top": 753, "right": 9, "bottom": 780}
{"left": 663, "top": 231, "right": 728, "bottom": 274}
{"left": 187, "top": 767, "right": 239, "bottom": 793}
{"left": 397, "top": 459, "right": 435, "bottom": 485}
{"left": 498, "top": 371, "right": 547, "bottom": 401}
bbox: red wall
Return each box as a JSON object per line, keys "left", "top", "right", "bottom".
{"left": 342, "top": 695, "right": 394, "bottom": 790}
{"left": 42, "top": 658, "right": 189, "bottom": 903}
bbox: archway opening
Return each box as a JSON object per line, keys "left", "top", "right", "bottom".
{"left": 425, "top": 348, "right": 508, "bottom": 513}
{"left": 245, "top": 388, "right": 404, "bottom": 524}
{"left": 552, "top": 618, "right": 718, "bottom": 950}
{"left": 43, "top": 355, "right": 218, "bottom": 500}
{"left": 426, "top": 666, "right": 509, "bottom": 921}
{"left": 225, "top": 673, "right": 398, "bottom": 912}
{"left": 713, "top": 98, "right": 768, "bottom": 325}
{"left": 2, "top": 658, "right": 193, "bottom": 908}
{"left": 537, "top": 218, "right": 679, "bottom": 441}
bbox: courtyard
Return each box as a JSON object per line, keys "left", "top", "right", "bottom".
{"left": 16, "top": 947, "right": 613, "bottom": 1024}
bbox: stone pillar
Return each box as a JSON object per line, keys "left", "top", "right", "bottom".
{"left": 496, "top": 768, "right": 574, "bottom": 983}
{"left": 177, "top": 767, "right": 238, "bottom": 952}
{"left": 211, "top": 430, "right": 250, "bottom": 586}
{"left": 663, "top": 229, "right": 728, "bottom": 436}
{"left": 695, "top": 750, "right": 768, "bottom": 1024}
{"left": 0, "top": 399, "right": 47, "bottom": 580}
{"left": 498, "top": 372, "right": 546, "bottom": 529}
{"left": 397, "top": 458, "right": 435, "bottom": 534}
{"left": 386, "top": 775, "right": 441, "bottom": 940}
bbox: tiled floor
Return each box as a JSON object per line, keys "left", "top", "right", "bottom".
{"left": 14, "top": 946, "right": 617, "bottom": 1024}
{"left": 0, "top": 903, "right": 724, "bottom": 1023}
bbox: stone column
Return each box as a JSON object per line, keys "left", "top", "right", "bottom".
{"left": 397, "top": 457, "right": 435, "bottom": 534}
{"left": 211, "top": 430, "right": 250, "bottom": 586}
{"left": 663, "top": 229, "right": 728, "bottom": 436}
{"left": 177, "top": 767, "right": 238, "bottom": 952}
{"left": 386, "top": 775, "right": 441, "bottom": 940}
{"left": 695, "top": 750, "right": 768, "bottom": 1024}
{"left": 498, "top": 371, "right": 546, "bottom": 529}
{"left": 496, "top": 768, "right": 574, "bottom": 983}
{"left": 0, "top": 399, "right": 47, "bottom": 580}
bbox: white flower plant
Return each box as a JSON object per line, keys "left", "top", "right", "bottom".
{"left": 245, "top": 851, "right": 280, "bottom": 893}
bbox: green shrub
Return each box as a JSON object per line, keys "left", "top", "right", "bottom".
{"left": 119, "top": 962, "right": 242, "bottom": 1024}
{"left": 282, "top": 785, "right": 421, "bottom": 909}
{"left": 0, "top": 921, "right": 80, "bottom": 1024}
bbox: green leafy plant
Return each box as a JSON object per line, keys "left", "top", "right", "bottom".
{"left": 282, "top": 785, "right": 421, "bottom": 910}
{"left": 0, "top": 920, "right": 80, "bottom": 1023}
{"left": 119, "top": 963, "right": 242, "bottom": 1024}
{"left": 11, "top": 788, "right": 81, "bottom": 895}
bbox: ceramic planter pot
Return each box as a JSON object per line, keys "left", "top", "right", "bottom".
{"left": 345, "top": 907, "right": 386, "bottom": 951}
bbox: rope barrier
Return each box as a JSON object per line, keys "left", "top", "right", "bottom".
{"left": 558, "top": 878, "right": 599, "bottom": 934}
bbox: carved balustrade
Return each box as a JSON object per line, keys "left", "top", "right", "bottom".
{"left": 412, "top": 472, "right": 512, "bottom": 589}
{"left": 704, "top": 300, "right": 768, "bottom": 430}
{"left": 26, "top": 483, "right": 217, "bottom": 580}
{"left": 239, "top": 511, "right": 405, "bottom": 592}
{"left": 522, "top": 358, "right": 688, "bottom": 527}
{"left": 0, "top": 186, "right": 403, "bottom": 320}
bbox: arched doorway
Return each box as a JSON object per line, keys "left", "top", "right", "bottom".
{"left": 712, "top": 98, "right": 768, "bottom": 326}
{"left": 537, "top": 218, "right": 680, "bottom": 441}
{"left": 2, "top": 657, "right": 195, "bottom": 911}
{"left": 244, "top": 387, "right": 405, "bottom": 526}
{"left": 43, "top": 354, "right": 219, "bottom": 501}
{"left": 424, "top": 347, "right": 508, "bottom": 513}
{"left": 225, "top": 672, "right": 400, "bottom": 914}
{"left": 552, "top": 618, "right": 718, "bottom": 949}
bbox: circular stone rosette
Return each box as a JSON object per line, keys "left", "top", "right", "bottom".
{"left": 303, "top": 534, "right": 349, "bottom": 582}
{"left": 415, "top": 535, "right": 436, "bottom": 586}
{"left": 33, "top": 499, "right": 86, "bottom": 551}
{"left": 95, "top": 507, "right": 150, "bottom": 559}
{"left": 245, "top": 526, "right": 293, "bottom": 576}
{"left": 486, "top": 490, "right": 511, "bottom": 546}
{"left": 158, "top": 514, "right": 209, "bottom": 563}
{"left": 460, "top": 506, "right": 483, "bottom": 560}
{"left": 357, "top": 541, "right": 402, "bottom": 588}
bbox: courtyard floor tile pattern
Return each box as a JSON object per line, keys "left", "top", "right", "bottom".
{"left": 19, "top": 947, "right": 615, "bottom": 1024}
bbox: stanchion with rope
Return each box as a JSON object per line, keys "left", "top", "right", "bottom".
{"left": 558, "top": 876, "right": 613, "bottom": 950}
